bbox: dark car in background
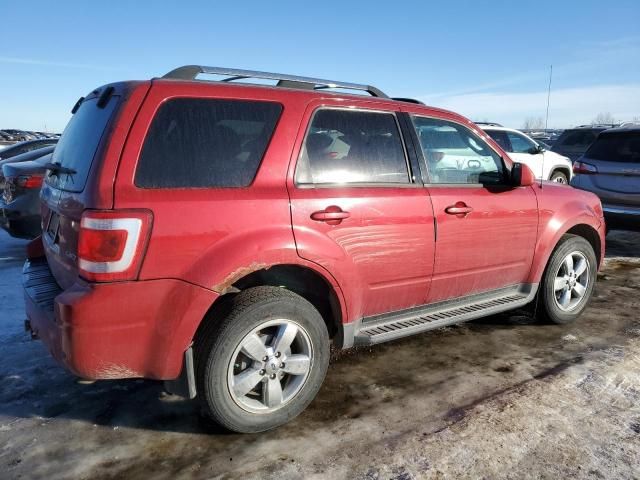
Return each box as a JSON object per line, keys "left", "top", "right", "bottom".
{"left": 0, "top": 145, "right": 56, "bottom": 204}
{"left": 552, "top": 125, "right": 615, "bottom": 162}
{"left": 571, "top": 125, "right": 640, "bottom": 232}
{"left": 0, "top": 139, "right": 58, "bottom": 161}
{"left": 0, "top": 151, "right": 52, "bottom": 238}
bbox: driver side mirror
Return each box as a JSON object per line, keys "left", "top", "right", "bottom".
{"left": 511, "top": 162, "right": 536, "bottom": 187}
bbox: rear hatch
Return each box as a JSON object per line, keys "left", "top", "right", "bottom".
{"left": 41, "top": 87, "right": 124, "bottom": 290}
{"left": 582, "top": 131, "right": 640, "bottom": 205}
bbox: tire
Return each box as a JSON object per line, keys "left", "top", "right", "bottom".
{"left": 195, "top": 286, "right": 330, "bottom": 433}
{"left": 538, "top": 234, "right": 597, "bottom": 324}
{"left": 550, "top": 171, "right": 569, "bottom": 184}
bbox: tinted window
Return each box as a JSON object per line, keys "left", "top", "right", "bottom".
{"left": 506, "top": 132, "right": 537, "bottom": 153}
{"left": 555, "top": 130, "right": 598, "bottom": 148}
{"left": 585, "top": 132, "right": 640, "bottom": 163}
{"left": 136, "top": 99, "right": 282, "bottom": 188}
{"left": 485, "top": 130, "right": 511, "bottom": 152}
{"left": 295, "top": 109, "right": 409, "bottom": 185}
{"left": 47, "top": 97, "right": 119, "bottom": 192}
{"left": 413, "top": 117, "right": 505, "bottom": 185}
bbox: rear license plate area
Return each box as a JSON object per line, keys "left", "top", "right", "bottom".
{"left": 46, "top": 211, "right": 60, "bottom": 242}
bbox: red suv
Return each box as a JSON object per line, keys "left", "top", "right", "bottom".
{"left": 23, "top": 65, "right": 605, "bottom": 433}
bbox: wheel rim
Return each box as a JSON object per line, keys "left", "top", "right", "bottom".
{"left": 553, "top": 251, "right": 590, "bottom": 312}
{"left": 552, "top": 174, "right": 568, "bottom": 184}
{"left": 227, "top": 319, "right": 313, "bottom": 414}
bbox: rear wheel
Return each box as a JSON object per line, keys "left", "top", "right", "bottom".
{"left": 538, "top": 234, "right": 597, "bottom": 324}
{"left": 196, "top": 286, "right": 330, "bottom": 433}
{"left": 550, "top": 171, "right": 569, "bottom": 184}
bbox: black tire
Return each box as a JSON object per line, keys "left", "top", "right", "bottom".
{"left": 195, "top": 286, "right": 330, "bottom": 433}
{"left": 538, "top": 234, "right": 597, "bottom": 324}
{"left": 550, "top": 170, "right": 569, "bottom": 184}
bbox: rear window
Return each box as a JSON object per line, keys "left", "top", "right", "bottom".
{"left": 585, "top": 132, "right": 640, "bottom": 163}
{"left": 135, "top": 99, "right": 282, "bottom": 188}
{"left": 46, "top": 97, "right": 119, "bottom": 192}
{"left": 555, "top": 130, "right": 598, "bottom": 148}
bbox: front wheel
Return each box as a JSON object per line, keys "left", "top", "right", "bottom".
{"left": 538, "top": 234, "right": 597, "bottom": 324}
{"left": 196, "top": 286, "right": 330, "bottom": 433}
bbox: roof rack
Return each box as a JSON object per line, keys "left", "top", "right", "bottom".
{"left": 162, "top": 65, "right": 389, "bottom": 98}
{"left": 392, "top": 97, "right": 425, "bottom": 105}
{"left": 474, "top": 121, "right": 503, "bottom": 127}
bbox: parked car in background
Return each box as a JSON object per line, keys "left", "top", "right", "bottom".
{"left": 23, "top": 65, "right": 604, "bottom": 434}
{"left": 551, "top": 125, "right": 615, "bottom": 162}
{"left": 1, "top": 152, "right": 52, "bottom": 238}
{"left": 0, "top": 139, "right": 57, "bottom": 161}
{"left": 479, "top": 124, "right": 573, "bottom": 183}
{"left": 571, "top": 125, "right": 640, "bottom": 232}
{"left": 2, "top": 129, "right": 33, "bottom": 141}
{"left": 1, "top": 130, "right": 17, "bottom": 142}
{"left": 0, "top": 146, "right": 56, "bottom": 201}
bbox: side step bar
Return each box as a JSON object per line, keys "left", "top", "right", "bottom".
{"left": 353, "top": 284, "right": 538, "bottom": 346}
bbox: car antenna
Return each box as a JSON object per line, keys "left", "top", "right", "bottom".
{"left": 542, "top": 64, "right": 553, "bottom": 189}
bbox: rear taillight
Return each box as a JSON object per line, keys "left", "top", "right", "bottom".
{"left": 573, "top": 161, "right": 598, "bottom": 174}
{"left": 15, "top": 174, "right": 44, "bottom": 189}
{"left": 77, "top": 210, "right": 153, "bottom": 282}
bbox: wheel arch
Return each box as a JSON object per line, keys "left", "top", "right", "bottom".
{"left": 194, "top": 263, "right": 348, "bottom": 350}
{"left": 528, "top": 218, "right": 603, "bottom": 284}
{"left": 549, "top": 165, "right": 571, "bottom": 181}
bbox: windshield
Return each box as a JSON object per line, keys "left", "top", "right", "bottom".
{"left": 46, "top": 96, "right": 119, "bottom": 192}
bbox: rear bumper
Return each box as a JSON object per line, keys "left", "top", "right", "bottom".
{"left": 0, "top": 212, "right": 41, "bottom": 239}
{"left": 23, "top": 256, "right": 218, "bottom": 380}
{"left": 0, "top": 193, "right": 41, "bottom": 238}
{"left": 603, "top": 204, "right": 640, "bottom": 231}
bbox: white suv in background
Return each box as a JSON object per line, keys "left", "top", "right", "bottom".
{"left": 479, "top": 123, "right": 573, "bottom": 184}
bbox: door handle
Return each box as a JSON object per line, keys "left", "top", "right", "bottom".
{"left": 311, "top": 206, "right": 350, "bottom": 225}
{"left": 445, "top": 203, "right": 473, "bottom": 216}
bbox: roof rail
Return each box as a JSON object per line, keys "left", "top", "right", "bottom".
{"left": 162, "top": 65, "right": 389, "bottom": 98}
{"left": 575, "top": 123, "right": 619, "bottom": 128}
{"left": 392, "top": 97, "right": 425, "bottom": 105}
{"left": 474, "top": 121, "right": 503, "bottom": 127}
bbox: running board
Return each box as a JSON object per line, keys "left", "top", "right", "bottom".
{"left": 353, "top": 284, "right": 538, "bottom": 346}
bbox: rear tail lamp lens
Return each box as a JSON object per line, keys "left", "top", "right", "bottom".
{"left": 573, "top": 161, "right": 598, "bottom": 174}
{"left": 77, "top": 210, "right": 152, "bottom": 282}
{"left": 14, "top": 174, "right": 44, "bottom": 189}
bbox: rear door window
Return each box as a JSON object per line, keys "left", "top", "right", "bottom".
{"left": 485, "top": 130, "right": 511, "bottom": 152}
{"left": 585, "top": 132, "right": 640, "bottom": 163}
{"left": 135, "top": 99, "right": 282, "bottom": 188}
{"left": 47, "top": 97, "right": 119, "bottom": 192}
{"left": 295, "top": 108, "right": 410, "bottom": 185}
{"left": 506, "top": 131, "right": 538, "bottom": 153}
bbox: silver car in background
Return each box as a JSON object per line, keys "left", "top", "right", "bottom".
{"left": 571, "top": 124, "right": 640, "bottom": 232}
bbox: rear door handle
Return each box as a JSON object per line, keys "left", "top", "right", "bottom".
{"left": 445, "top": 203, "right": 473, "bottom": 216}
{"left": 311, "top": 206, "right": 350, "bottom": 225}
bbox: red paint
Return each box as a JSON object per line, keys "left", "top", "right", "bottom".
{"left": 26, "top": 77, "right": 605, "bottom": 381}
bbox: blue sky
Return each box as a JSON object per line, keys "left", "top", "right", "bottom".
{"left": 1, "top": 0, "right": 639, "bottom": 131}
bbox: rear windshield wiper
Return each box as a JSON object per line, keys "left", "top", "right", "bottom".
{"left": 44, "top": 162, "right": 77, "bottom": 176}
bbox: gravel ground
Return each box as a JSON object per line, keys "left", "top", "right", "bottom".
{"left": 1, "top": 229, "right": 639, "bottom": 480}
